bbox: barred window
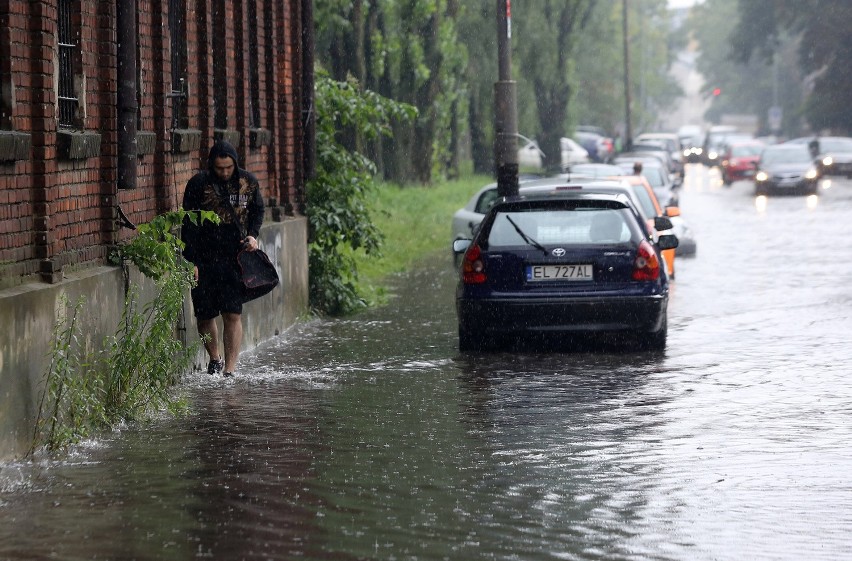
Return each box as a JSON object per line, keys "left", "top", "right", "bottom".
{"left": 169, "top": 0, "right": 187, "bottom": 129}
{"left": 57, "top": 0, "right": 78, "bottom": 128}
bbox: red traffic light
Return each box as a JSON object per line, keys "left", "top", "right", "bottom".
{"left": 712, "top": 87, "right": 722, "bottom": 96}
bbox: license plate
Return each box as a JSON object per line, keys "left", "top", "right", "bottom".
{"left": 526, "top": 264, "right": 593, "bottom": 281}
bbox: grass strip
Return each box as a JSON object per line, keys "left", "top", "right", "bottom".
{"left": 353, "top": 173, "right": 492, "bottom": 304}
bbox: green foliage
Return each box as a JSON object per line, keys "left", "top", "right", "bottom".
{"left": 353, "top": 173, "right": 492, "bottom": 304}
{"left": 727, "top": 0, "right": 852, "bottom": 134}
{"left": 308, "top": 70, "right": 416, "bottom": 316}
{"left": 32, "top": 210, "right": 217, "bottom": 453}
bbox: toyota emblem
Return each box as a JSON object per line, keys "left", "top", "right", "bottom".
{"left": 551, "top": 248, "right": 566, "bottom": 257}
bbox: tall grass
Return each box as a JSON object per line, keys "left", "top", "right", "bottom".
{"left": 353, "top": 173, "right": 491, "bottom": 304}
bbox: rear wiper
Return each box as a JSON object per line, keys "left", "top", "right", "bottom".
{"left": 505, "top": 216, "right": 548, "bottom": 254}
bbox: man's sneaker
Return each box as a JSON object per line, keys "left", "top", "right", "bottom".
{"left": 223, "top": 371, "right": 235, "bottom": 378}
{"left": 207, "top": 358, "right": 224, "bottom": 375}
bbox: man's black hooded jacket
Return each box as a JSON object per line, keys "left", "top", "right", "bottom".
{"left": 181, "top": 140, "right": 264, "bottom": 266}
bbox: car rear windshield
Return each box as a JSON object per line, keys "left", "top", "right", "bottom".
{"left": 487, "top": 207, "right": 638, "bottom": 248}
{"left": 731, "top": 144, "right": 762, "bottom": 157}
{"left": 762, "top": 147, "right": 812, "bottom": 164}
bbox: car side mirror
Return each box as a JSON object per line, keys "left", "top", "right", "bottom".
{"left": 664, "top": 206, "right": 680, "bottom": 217}
{"left": 657, "top": 233, "right": 679, "bottom": 251}
{"left": 653, "top": 216, "right": 674, "bottom": 231}
{"left": 453, "top": 239, "right": 472, "bottom": 254}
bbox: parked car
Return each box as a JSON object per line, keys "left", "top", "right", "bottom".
{"left": 563, "top": 163, "right": 626, "bottom": 178}
{"left": 612, "top": 156, "right": 680, "bottom": 208}
{"left": 754, "top": 144, "right": 820, "bottom": 196}
{"left": 633, "top": 132, "right": 684, "bottom": 176}
{"left": 453, "top": 191, "right": 678, "bottom": 351}
{"left": 560, "top": 137, "right": 591, "bottom": 169}
{"left": 720, "top": 140, "right": 765, "bottom": 184}
{"left": 613, "top": 174, "right": 695, "bottom": 267}
{"left": 573, "top": 131, "right": 614, "bottom": 163}
{"left": 451, "top": 177, "right": 684, "bottom": 278}
{"left": 516, "top": 134, "right": 590, "bottom": 172}
{"left": 787, "top": 136, "right": 852, "bottom": 177}
{"left": 517, "top": 134, "right": 546, "bottom": 172}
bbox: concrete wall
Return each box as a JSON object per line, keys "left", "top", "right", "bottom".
{"left": 0, "top": 217, "right": 308, "bottom": 461}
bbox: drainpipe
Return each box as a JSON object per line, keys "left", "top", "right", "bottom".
{"left": 117, "top": 0, "right": 138, "bottom": 190}
{"left": 300, "top": 0, "right": 315, "bottom": 214}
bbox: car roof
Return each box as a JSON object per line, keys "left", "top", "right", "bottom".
{"left": 496, "top": 190, "right": 634, "bottom": 209}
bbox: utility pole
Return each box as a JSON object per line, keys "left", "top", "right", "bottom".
{"left": 495, "top": 0, "right": 518, "bottom": 197}
{"left": 622, "top": 0, "right": 632, "bottom": 151}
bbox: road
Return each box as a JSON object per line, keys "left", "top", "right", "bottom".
{"left": 1, "top": 165, "right": 851, "bottom": 560}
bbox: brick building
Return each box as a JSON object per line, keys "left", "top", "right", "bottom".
{"left": 0, "top": 0, "right": 313, "bottom": 459}
{"left": 0, "top": 0, "right": 312, "bottom": 285}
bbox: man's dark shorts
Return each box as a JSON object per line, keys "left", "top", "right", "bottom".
{"left": 191, "top": 261, "right": 244, "bottom": 320}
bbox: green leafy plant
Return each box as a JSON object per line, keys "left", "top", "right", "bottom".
{"left": 308, "top": 69, "right": 416, "bottom": 315}
{"left": 32, "top": 210, "right": 217, "bottom": 453}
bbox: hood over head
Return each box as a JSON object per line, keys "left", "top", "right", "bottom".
{"left": 207, "top": 140, "right": 240, "bottom": 171}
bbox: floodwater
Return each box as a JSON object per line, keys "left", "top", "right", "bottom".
{"left": 2, "top": 166, "right": 852, "bottom": 560}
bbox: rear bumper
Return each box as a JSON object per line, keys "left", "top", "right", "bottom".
{"left": 457, "top": 294, "right": 667, "bottom": 336}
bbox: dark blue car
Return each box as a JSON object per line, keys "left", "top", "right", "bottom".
{"left": 453, "top": 191, "right": 678, "bottom": 351}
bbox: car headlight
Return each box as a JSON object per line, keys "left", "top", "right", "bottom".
{"left": 683, "top": 149, "right": 691, "bottom": 157}
{"left": 805, "top": 168, "right": 818, "bottom": 179}
{"left": 755, "top": 171, "right": 768, "bottom": 182}
{"left": 822, "top": 156, "right": 833, "bottom": 166}
{"left": 708, "top": 151, "right": 718, "bottom": 160}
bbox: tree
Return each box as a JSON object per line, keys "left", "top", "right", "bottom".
{"left": 514, "top": 1, "right": 595, "bottom": 173}
{"left": 729, "top": 0, "right": 852, "bottom": 134}
{"left": 307, "top": 71, "right": 416, "bottom": 315}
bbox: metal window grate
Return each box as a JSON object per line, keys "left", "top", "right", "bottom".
{"left": 57, "top": 0, "right": 77, "bottom": 127}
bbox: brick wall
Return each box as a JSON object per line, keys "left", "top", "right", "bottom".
{"left": 0, "top": 0, "right": 305, "bottom": 288}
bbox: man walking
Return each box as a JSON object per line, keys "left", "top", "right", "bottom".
{"left": 181, "top": 140, "right": 264, "bottom": 377}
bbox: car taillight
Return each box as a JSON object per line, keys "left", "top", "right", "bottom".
{"left": 632, "top": 240, "right": 661, "bottom": 281}
{"left": 462, "top": 244, "right": 486, "bottom": 284}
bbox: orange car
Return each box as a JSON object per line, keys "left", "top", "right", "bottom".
{"left": 608, "top": 174, "right": 680, "bottom": 279}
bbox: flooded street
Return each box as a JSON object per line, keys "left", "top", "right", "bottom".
{"left": 2, "top": 166, "right": 852, "bottom": 560}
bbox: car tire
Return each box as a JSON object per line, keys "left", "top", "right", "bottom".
{"left": 638, "top": 314, "right": 667, "bottom": 351}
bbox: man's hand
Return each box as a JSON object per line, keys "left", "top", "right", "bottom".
{"left": 193, "top": 265, "right": 199, "bottom": 282}
{"left": 243, "top": 236, "right": 258, "bottom": 252}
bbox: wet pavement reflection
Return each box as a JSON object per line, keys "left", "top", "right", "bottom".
{"left": 2, "top": 165, "right": 852, "bottom": 560}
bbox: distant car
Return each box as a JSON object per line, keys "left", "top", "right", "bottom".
{"left": 560, "top": 137, "right": 591, "bottom": 169}
{"left": 720, "top": 140, "right": 765, "bottom": 184}
{"left": 634, "top": 132, "right": 684, "bottom": 175}
{"left": 453, "top": 191, "right": 678, "bottom": 351}
{"left": 517, "top": 134, "right": 546, "bottom": 172}
{"left": 754, "top": 144, "right": 820, "bottom": 196}
{"left": 573, "top": 131, "right": 613, "bottom": 163}
{"left": 702, "top": 125, "right": 740, "bottom": 167}
{"left": 516, "top": 135, "right": 590, "bottom": 172}
{"left": 787, "top": 136, "right": 852, "bottom": 177}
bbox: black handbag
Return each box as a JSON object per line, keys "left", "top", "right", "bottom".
{"left": 216, "top": 185, "right": 279, "bottom": 303}
{"left": 237, "top": 247, "right": 279, "bottom": 302}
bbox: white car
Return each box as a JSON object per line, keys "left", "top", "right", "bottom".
{"left": 559, "top": 137, "right": 590, "bottom": 170}
{"left": 634, "top": 132, "right": 684, "bottom": 175}
{"left": 516, "top": 134, "right": 590, "bottom": 172}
